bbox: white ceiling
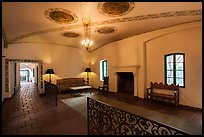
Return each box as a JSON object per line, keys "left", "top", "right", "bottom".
{"left": 2, "top": 2, "right": 202, "bottom": 52}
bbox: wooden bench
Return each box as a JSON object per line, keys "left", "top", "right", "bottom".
{"left": 146, "top": 82, "right": 179, "bottom": 107}
{"left": 56, "top": 78, "right": 92, "bottom": 94}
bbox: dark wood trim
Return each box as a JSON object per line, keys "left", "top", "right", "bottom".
{"left": 138, "top": 96, "right": 201, "bottom": 111}
{"left": 178, "top": 104, "right": 202, "bottom": 112}
{"left": 2, "top": 27, "right": 8, "bottom": 48}
{"left": 164, "top": 53, "right": 185, "bottom": 88}
{"left": 44, "top": 80, "right": 58, "bottom": 106}
{"left": 151, "top": 82, "right": 179, "bottom": 91}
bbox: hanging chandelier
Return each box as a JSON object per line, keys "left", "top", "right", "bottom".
{"left": 81, "top": 2, "right": 93, "bottom": 51}
{"left": 81, "top": 38, "right": 93, "bottom": 50}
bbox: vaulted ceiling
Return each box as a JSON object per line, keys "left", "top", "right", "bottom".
{"left": 2, "top": 2, "right": 202, "bottom": 52}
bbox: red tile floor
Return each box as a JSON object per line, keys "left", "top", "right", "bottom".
{"left": 2, "top": 82, "right": 202, "bottom": 135}
{"left": 2, "top": 82, "right": 87, "bottom": 135}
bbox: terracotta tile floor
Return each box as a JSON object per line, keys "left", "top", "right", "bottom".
{"left": 2, "top": 82, "right": 202, "bottom": 135}
{"left": 2, "top": 82, "right": 87, "bottom": 135}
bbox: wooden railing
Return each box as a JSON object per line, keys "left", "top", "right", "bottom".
{"left": 87, "top": 97, "right": 190, "bottom": 135}
{"left": 44, "top": 80, "right": 58, "bottom": 106}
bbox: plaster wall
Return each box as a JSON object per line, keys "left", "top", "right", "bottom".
{"left": 3, "top": 43, "right": 90, "bottom": 98}
{"left": 146, "top": 26, "right": 202, "bottom": 108}
{"left": 4, "top": 43, "right": 90, "bottom": 84}
{"left": 2, "top": 21, "right": 202, "bottom": 108}
{"left": 91, "top": 21, "right": 202, "bottom": 108}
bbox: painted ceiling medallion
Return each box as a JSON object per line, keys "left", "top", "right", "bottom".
{"left": 98, "top": 2, "right": 134, "bottom": 17}
{"left": 61, "top": 32, "right": 80, "bottom": 38}
{"left": 45, "top": 8, "right": 78, "bottom": 24}
{"left": 96, "top": 26, "right": 117, "bottom": 34}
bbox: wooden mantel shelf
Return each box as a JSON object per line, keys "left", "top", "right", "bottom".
{"left": 112, "top": 65, "right": 140, "bottom": 76}
{"left": 112, "top": 65, "right": 140, "bottom": 69}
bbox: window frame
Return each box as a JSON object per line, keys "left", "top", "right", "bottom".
{"left": 100, "top": 60, "right": 108, "bottom": 81}
{"left": 164, "top": 53, "right": 185, "bottom": 88}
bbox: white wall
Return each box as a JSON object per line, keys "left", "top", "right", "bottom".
{"left": 146, "top": 26, "right": 202, "bottom": 108}
{"left": 2, "top": 21, "right": 202, "bottom": 108}
{"left": 91, "top": 21, "right": 202, "bottom": 109}
{"left": 34, "top": 65, "right": 38, "bottom": 84}
{"left": 90, "top": 38, "right": 141, "bottom": 92}
{"left": 3, "top": 43, "right": 90, "bottom": 98}
{"left": 8, "top": 62, "right": 15, "bottom": 97}
{"left": 5, "top": 43, "right": 90, "bottom": 84}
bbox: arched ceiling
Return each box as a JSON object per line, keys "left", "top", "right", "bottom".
{"left": 2, "top": 2, "right": 202, "bottom": 52}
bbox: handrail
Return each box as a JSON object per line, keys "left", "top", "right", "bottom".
{"left": 87, "top": 97, "right": 190, "bottom": 135}
{"left": 44, "top": 80, "right": 58, "bottom": 106}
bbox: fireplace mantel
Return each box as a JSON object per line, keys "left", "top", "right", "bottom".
{"left": 112, "top": 65, "right": 140, "bottom": 76}
{"left": 112, "top": 65, "right": 140, "bottom": 97}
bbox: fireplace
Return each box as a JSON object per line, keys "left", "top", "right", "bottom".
{"left": 112, "top": 65, "right": 140, "bottom": 97}
{"left": 117, "top": 72, "right": 134, "bottom": 95}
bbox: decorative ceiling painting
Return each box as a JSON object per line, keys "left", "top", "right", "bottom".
{"left": 97, "top": 2, "right": 135, "bottom": 17}
{"left": 44, "top": 8, "right": 78, "bottom": 24}
{"left": 2, "top": 2, "right": 202, "bottom": 52}
{"left": 96, "top": 26, "right": 117, "bottom": 34}
{"left": 61, "top": 32, "right": 80, "bottom": 38}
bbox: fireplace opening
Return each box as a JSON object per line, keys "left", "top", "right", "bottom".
{"left": 117, "top": 72, "right": 134, "bottom": 95}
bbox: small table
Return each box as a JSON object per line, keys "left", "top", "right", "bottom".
{"left": 70, "top": 86, "right": 92, "bottom": 95}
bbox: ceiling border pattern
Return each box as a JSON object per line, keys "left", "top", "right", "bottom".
{"left": 91, "top": 20, "right": 202, "bottom": 52}
{"left": 8, "top": 24, "right": 83, "bottom": 43}
{"left": 8, "top": 41, "right": 82, "bottom": 49}
{"left": 7, "top": 9, "right": 202, "bottom": 44}
{"left": 9, "top": 20, "right": 201, "bottom": 53}
{"left": 92, "top": 9, "right": 202, "bottom": 26}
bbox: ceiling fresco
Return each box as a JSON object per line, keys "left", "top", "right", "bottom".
{"left": 97, "top": 2, "right": 135, "bottom": 17}
{"left": 44, "top": 8, "right": 78, "bottom": 24}
{"left": 96, "top": 26, "right": 117, "bottom": 34}
{"left": 2, "top": 2, "right": 202, "bottom": 52}
{"left": 61, "top": 32, "right": 80, "bottom": 38}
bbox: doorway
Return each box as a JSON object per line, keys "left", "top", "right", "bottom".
{"left": 4, "top": 59, "right": 43, "bottom": 97}
{"left": 19, "top": 62, "right": 38, "bottom": 84}
{"left": 20, "top": 70, "right": 30, "bottom": 82}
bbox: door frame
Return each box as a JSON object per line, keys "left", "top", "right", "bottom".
{"left": 4, "top": 59, "right": 44, "bottom": 95}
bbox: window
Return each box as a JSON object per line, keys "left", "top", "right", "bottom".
{"left": 164, "top": 53, "right": 185, "bottom": 88}
{"left": 20, "top": 70, "right": 30, "bottom": 82}
{"left": 100, "top": 60, "right": 108, "bottom": 81}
